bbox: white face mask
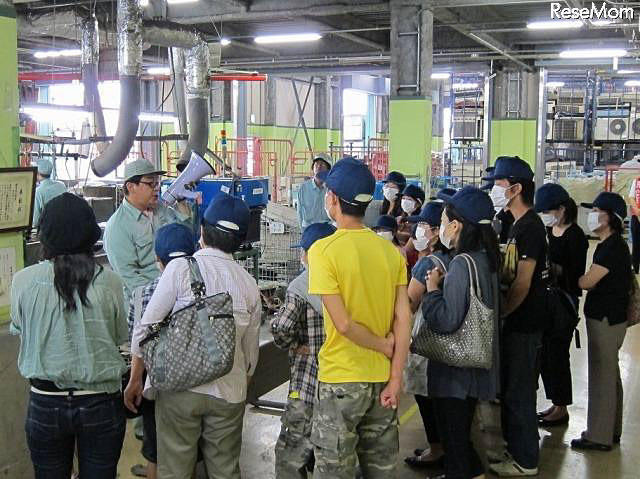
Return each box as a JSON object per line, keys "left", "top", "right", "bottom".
{"left": 383, "top": 186, "right": 399, "bottom": 202}
{"left": 539, "top": 213, "right": 558, "bottom": 228}
{"left": 324, "top": 194, "right": 335, "bottom": 222}
{"left": 588, "top": 211, "right": 602, "bottom": 232}
{"left": 438, "top": 221, "right": 452, "bottom": 249}
{"left": 490, "top": 184, "right": 514, "bottom": 209}
{"left": 415, "top": 226, "right": 428, "bottom": 239}
{"left": 401, "top": 198, "right": 417, "bottom": 214}
{"left": 377, "top": 231, "right": 394, "bottom": 242}
{"left": 413, "top": 236, "right": 430, "bottom": 251}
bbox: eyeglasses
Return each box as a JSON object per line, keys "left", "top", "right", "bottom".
{"left": 139, "top": 180, "right": 160, "bottom": 190}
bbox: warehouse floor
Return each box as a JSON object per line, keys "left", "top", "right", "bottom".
{"left": 117, "top": 318, "right": 640, "bottom": 479}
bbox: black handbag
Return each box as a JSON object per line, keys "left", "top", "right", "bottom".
{"left": 545, "top": 285, "right": 579, "bottom": 339}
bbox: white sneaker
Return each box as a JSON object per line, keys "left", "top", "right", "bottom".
{"left": 489, "top": 458, "right": 538, "bottom": 477}
{"left": 486, "top": 449, "right": 510, "bottom": 464}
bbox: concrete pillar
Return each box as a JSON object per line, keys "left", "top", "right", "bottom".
{"left": 378, "top": 95, "right": 389, "bottom": 136}
{"left": 264, "top": 76, "right": 277, "bottom": 127}
{"left": 313, "top": 77, "right": 332, "bottom": 152}
{"left": 0, "top": 3, "right": 32, "bottom": 477}
{"left": 490, "top": 70, "right": 539, "bottom": 171}
{"left": 389, "top": 0, "right": 433, "bottom": 178}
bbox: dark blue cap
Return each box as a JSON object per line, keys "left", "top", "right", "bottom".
{"left": 382, "top": 171, "right": 406, "bottom": 189}
{"left": 534, "top": 183, "right": 570, "bottom": 213}
{"left": 480, "top": 167, "right": 495, "bottom": 190}
{"left": 325, "top": 157, "right": 376, "bottom": 206}
{"left": 407, "top": 201, "right": 444, "bottom": 226}
{"left": 438, "top": 185, "right": 494, "bottom": 224}
{"left": 155, "top": 223, "right": 196, "bottom": 264}
{"left": 402, "top": 184, "right": 425, "bottom": 205}
{"left": 482, "top": 156, "right": 533, "bottom": 182}
{"left": 293, "top": 222, "right": 336, "bottom": 250}
{"left": 431, "top": 187, "right": 456, "bottom": 199}
{"left": 202, "top": 192, "right": 250, "bottom": 239}
{"left": 374, "top": 215, "right": 398, "bottom": 231}
{"left": 581, "top": 192, "right": 627, "bottom": 221}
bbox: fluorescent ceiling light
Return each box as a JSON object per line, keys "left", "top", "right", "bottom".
{"left": 591, "top": 20, "right": 613, "bottom": 26}
{"left": 451, "top": 82, "right": 478, "bottom": 90}
{"left": 139, "top": 112, "right": 177, "bottom": 123}
{"left": 431, "top": 72, "right": 451, "bottom": 79}
{"left": 616, "top": 70, "right": 640, "bottom": 74}
{"left": 625, "top": 80, "right": 640, "bottom": 87}
{"left": 21, "top": 105, "right": 89, "bottom": 122}
{"left": 546, "top": 81, "right": 565, "bottom": 88}
{"left": 34, "top": 49, "right": 82, "bottom": 59}
{"left": 147, "top": 67, "right": 170, "bottom": 75}
{"left": 255, "top": 33, "right": 322, "bottom": 44}
{"left": 527, "top": 20, "right": 582, "bottom": 30}
{"left": 559, "top": 48, "right": 627, "bottom": 58}
{"left": 220, "top": 38, "right": 231, "bottom": 46}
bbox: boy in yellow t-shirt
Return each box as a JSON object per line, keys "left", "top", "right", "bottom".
{"left": 308, "top": 157, "right": 412, "bottom": 478}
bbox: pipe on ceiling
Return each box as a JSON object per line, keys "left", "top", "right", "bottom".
{"left": 91, "top": 0, "right": 142, "bottom": 177}
{"left": 170, "top": 48, "right": 188, "bottom": 151}
{"left": 18, "top": 72, "right": 268, "bottom": 82}
{"left": 178, "top": 39, "right": 210, "bottom": 171}
{"left": 81, "top": 16, "right": 107, "bottom": 153}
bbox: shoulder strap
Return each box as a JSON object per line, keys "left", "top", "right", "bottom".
{"left": 426, "top": 254, "right": 448, "bottom": 273}
{"left": 458, "top": 253, "right": 481, "bottom": 297}
{"left": 185, "top": 256, "right": 206, "bottom": 300}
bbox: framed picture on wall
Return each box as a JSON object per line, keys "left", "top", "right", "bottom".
{"left": 0, "top": 167, "right": 37, "bottom": 233}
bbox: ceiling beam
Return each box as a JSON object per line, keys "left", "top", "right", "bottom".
{"left": 305, "top": 17, "right": 387, "bottom": 51}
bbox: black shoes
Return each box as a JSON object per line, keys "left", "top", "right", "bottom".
{"left": 539, "top": 414, "right": 569, "bottom": 428}
{"left": 570, "top": 438, "right": 612, "bottom": 452}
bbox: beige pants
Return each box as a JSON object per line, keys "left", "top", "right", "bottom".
{"left": 585, "top": 317, "right": 627, "bottom": 446}
{"left": 156, "top": 390, "right": 245, "bottom": 479}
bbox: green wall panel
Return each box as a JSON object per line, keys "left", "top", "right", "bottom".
{"left": 490, "top": 119, "right": 537, "bottom": 170}
{"left": 389, "top": 98, "right": 432, "bottom": 179}
{"left": 432, "top": 136, "right": 444, "bottom": 153}
{"left": 0, "top": 14, "right": 20, "bottom": 323}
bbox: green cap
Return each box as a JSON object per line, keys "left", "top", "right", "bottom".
{"left": 124, "top": 159, "right": 166, "bottom": 182}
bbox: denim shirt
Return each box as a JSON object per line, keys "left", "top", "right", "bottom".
{"left": 10, "top": 261, "right": 128, "bottom": 393}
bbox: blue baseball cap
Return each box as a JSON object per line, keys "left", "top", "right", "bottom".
{"left": 325, "top": 157, "right": 376, "bottom": 206}
{"left": 407, "top": 201, "right": 444, "bottom": 226}
{"left": 37, "top": 158, "right": 54, "bottom": 176}
{"left": 438, "top": 185, "right": 494, "bottom": 224}
{"left": 581, "top": 192, "right": 627, "bottom": 221}
{"left": 382, "top": 171, "right": 406, "bottom": 189}
{"left": 534, "top": 183, "right": 570, "bottom": 213}
{"left": 402, "top": 184, "right": 425, "bottom": 205}
{"left": 374, "top": 215, "right": 398, "bottom": 231}
{"left": 482, "top": 156, "right": 533, "bottom": 182}
{"left": 431, "top": 187, "right": 456, "bottom": 200}
{"left": 155, "top": 223, "right": 196, "bottom": 264}
{"left": 293, "top": 222, "right": 336, "bottom": 250}
{"left": 480, "top": 167, "right": 495, "bottom": 190}
{"left": 202, "top": 192, "right": 251, "bottom": 239}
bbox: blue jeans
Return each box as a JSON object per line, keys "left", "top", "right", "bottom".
{"left": 25, "top": 392, "right": 126, "bottom": 479}
{"left": 501, "top": 331, "right": 542, "bottom": 469}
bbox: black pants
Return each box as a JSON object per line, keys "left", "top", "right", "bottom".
{"left": 25, "top": 392, "right": 125, "bottom": 479}
{"left": 432, "top": 397, "right": 483, "bottom": 479}
{"left": 631, "top": 215, "right": 640, "bottom": 274}
{"left": 540, "top": 331, "right": 573, "bottom": 407}
{"left": 501, "top": 331, "right": 541, "bottom": 470}
{"left": 415, "top": 394, "right": 440, "bottom": 444}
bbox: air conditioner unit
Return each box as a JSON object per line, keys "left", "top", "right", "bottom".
{"left": 594, "top": 118, "right": 629, "bottom": 141}
{"left": 552, "top": 118, "right": 584, "bottom": 142}
{"left": 630, "top": 107, "right": 640, "bottom": 140}
{"left": 452, "top": 118, "right": 483, "bottom": 140}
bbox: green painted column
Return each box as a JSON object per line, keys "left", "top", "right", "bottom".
{"left": 490, "top": 119, "right": 537, "bottom": 170}
{"left": 389, "top": 97, "right": 432, "bottom": 177}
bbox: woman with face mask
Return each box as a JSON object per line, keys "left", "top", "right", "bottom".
{"left": 570, "top": 192, "right": 632, "bottom": 452}
{"left": 403, "top": 201, "right": 451, "bottom": 469}
{"left": 380, "top": 171, "right": 406, "bottom": 217}
{"left": 396, "top": 184, "right": 426, "bottom": 251}
{"left": 417, "top": 186, "right": 501, "bottom": 479}
{"left": 533, "top": 183, "right": 588, "bottom": 429}
{"left": 373, "top": 214, "right": 408, "bottom": 261}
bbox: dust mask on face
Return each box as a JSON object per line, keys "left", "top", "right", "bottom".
{"left": 539, "top": 213, "right": 558, "bottom": 228}
{"left": 401, "top": 198, "right": 417, "bottom": 214}
{"left": 413, "top": 236, "right": 429, "bottom": 251}
{"left": 377, "top": 231, "right": 394, "bottom": 242}
{"left": 490, "top": 185, "right": 509, "bottom": 209}
{"left": 438, "top": 222, "right": 452, "bottom": 249}
{"left": 324, "top": 193, "right": 335, "bottom": 222}
{"left": 587, "top": 211, "right": 602, "bottom": 232}
{"left": 383, "top": 186, "right": 399, "bottom": 202}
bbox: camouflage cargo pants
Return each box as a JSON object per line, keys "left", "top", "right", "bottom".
{"left": 274, "top": 398, "right": 314, "bottom": 479}
{"left": 310, "top": 382, "right": 398, "bottom": 479}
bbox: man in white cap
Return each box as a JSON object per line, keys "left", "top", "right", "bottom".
{"left": 32, "top": 158, "right": 67, "bottom": 227}
{"left": 104, "top": 159, "right": 192, "bottom": 307}
{"left": 296, "top": 153, "right": 332, "bottom": 229}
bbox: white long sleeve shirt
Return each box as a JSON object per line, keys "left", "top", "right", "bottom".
{"left": 132, "top": 247, "right": 262, "bottom": 403}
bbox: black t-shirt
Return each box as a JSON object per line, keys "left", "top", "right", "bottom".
{"left": 502, "top": 209, "right": 549, "bottom": 333}
{"left": 584, "top": 234, "right": 632, "bottom": 325}
{"left": 496, "top": 209, "right": 515, "bottom": 245}
{"left": 547, "top": 223, "right": 589, "bottom": 298}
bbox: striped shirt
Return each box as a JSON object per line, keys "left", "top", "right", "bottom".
{"left": 132, "top": 248, "right": 262, "bottom": 403}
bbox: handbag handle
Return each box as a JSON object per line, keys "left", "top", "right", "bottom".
{"left": 185, "top": 256, "right": 206, "bottom": 302}
{"left": 426, "top": 254, "right": 448, "bottom": 274}
{"left": 458, "top": 253, "right": 482, "bottom": 299}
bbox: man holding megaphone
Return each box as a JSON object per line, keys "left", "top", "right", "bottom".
{"left": 104, "top": 159, "right": 194, "bottom": 309}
